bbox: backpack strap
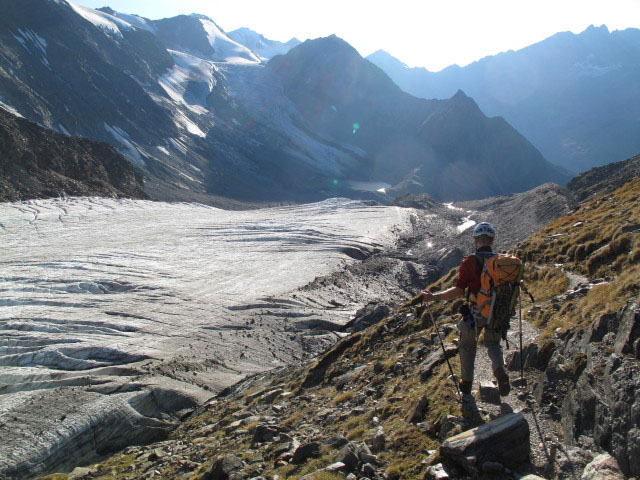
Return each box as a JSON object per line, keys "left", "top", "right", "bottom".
{"left": 466, "top": 252, "right": 493, "bottom": 307}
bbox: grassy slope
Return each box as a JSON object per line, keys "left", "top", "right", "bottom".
{"left": 39, "top": 178, "right": 640, "bottom": 480}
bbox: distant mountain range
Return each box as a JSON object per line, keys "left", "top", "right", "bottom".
{"left": 0, "top": 0, "right": 567, "bottom": 204}
{"left": 367, "top": 25, "right": 640, "bottom": 173}
{"left": 268, "top": 36, "right": 566, "bottom": 200}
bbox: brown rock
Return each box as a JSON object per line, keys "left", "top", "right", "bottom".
{"left": 407, "top": 395, "right": 429, "bottom": 423}
{"left": 440, "top": 413, "right": 529, "bottom": 474}
{"left": 291, "top": 442, "right": 321, "bottom": 464}
{"left": 202, "top": 455, "right": 244, "bottom": 480}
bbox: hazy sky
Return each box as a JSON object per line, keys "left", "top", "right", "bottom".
{"left": 72, "top": 0, "right": 640, "bottom": 71}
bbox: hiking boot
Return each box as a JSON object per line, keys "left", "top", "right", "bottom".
{"left": 494, "top": 368, "right": 511, "bottom": 396}
{"left": 459, "top": 380, "right": 472, "bottom": 395}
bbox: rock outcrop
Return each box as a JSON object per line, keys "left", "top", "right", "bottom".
{"left": 0, "top": 109, "right": 147, "bottom": 201}
{"left": 534, "top": 303, "right": 640, "bottom": 477}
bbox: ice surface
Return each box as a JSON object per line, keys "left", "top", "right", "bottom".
{"left": 0, "top": 197, "right": 410, "bottom": 376}
{"left": 0, "top": 197, "right": 411, "bottom": 475}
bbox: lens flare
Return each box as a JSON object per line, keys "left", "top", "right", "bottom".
{"left": 332, "top": 179, "right": 339, "bottom": 185}
{"left": 352, "top": 123, "right": 360, "bottom": 134}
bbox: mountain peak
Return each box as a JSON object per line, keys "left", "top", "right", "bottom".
{"left": 583, "top": 24, "right": 610, "bottom": 34}
{"left": 367, "top": 50, "right": 409, "bottom": 68}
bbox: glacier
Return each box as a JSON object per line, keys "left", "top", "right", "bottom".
{"left": 0, "top": 197, "right": 412, "bottom": 477}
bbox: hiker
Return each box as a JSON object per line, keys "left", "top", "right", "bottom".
{"left": 420, "top": 222, "right": 511, "bottom": 396}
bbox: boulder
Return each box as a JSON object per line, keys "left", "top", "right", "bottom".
{"left": 251, "top": 424, "right": 280, "bottom": 444}
{"left": 420, "top": 344, "right": 458, "bottom": 381}
{"left": 371, "top": 427, "right": 385, "bottom": 452}
{"left": 424, "top": 463, "right": 450, "bottom": 480}
{"left": 438, "top": 416, "right": 464, "bottom": 442}
{"left": 202, "top": 455, "right": 244, "bottom": 480}
{"left": 335, "top": 442, "right": 373, "bottom": 471}
{"left": 581, "top": 454, "right": 625, "bottom": 480}
{"left": 362, "top": 463, "right": 376, "bottom": 476}
{"left": 407, "top": 395, "right": 429, "bottom": 423}
{"left": 440, "top": 413, "right": 529, "bottom": 474}
{"left": 478, "top": 383, "right": 501, "bottom": 404}
{"left": 291, "top": 442, "right": 321, "bottom": 464}
{"left": 336, "top": 443, "right": 360, "bottom": 471}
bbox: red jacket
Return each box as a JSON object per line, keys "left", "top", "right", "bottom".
{"left": 456, "top": 248, "right": 493, "bottom": 295}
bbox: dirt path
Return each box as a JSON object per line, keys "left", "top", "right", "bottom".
{"left": 460, "top": 301, "right": 584, "bottom": 478}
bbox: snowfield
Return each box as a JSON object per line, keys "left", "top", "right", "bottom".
{"left": 0, "top": 197, "right": 412, "bottom": 477}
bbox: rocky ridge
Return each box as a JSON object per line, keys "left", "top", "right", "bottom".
{"left": 0, "top": 108, "right": 147, "bottom": 201}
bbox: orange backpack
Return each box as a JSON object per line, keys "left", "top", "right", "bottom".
{"left": 473, "top": 254, "right": 523, "bottom": 332}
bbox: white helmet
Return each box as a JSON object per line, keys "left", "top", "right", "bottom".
{"left": 473, "top": 222, "right": 496, "bottom": 238}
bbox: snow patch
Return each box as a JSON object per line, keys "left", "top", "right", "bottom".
{"left": 197, "top": 18, "right": 260, "bottom": 64}
{"left": 68, "top": 2, "right": 135, "bottom": 37}
{"left": 0, "top": 98, "right": 24, "bottom": 118}
{"left": 103, "top": 123, "right": 145, "bottom": 166}
{"left": 457, "top": 218, "right": 476, "bottom": 233}
{"left": 112, "top": 12, "right": 155, "bottom": 33}
{"left": 168, "top": 138, "right": 188, "bottom": 155}
{"left": 12, "top": 29, "right": 51, "bottom": 70}
{"left": 158, "top": 51, "right": 216, "bottom": 114}
{"left": 348, "top": 181, "right": 392, "bottom": 193}
{"left": 174, "top": 111, "right": 206, "bottom": 137}
{"left": 227, "top": 28, "right": 299, "bottom": 62}
{"left": 156, "top": 146, "right": 170, "bottom": 155}
{"left": 444, "top": 202, "right": 464, "bottom": 211}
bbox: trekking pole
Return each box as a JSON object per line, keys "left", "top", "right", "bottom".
{"left": 519, "top": 288, "right": 524, "bottom": 382}
{"left": 427, "top": 303, "right": 462, "bottom": 400}
{"left": 521, "top": 283, "right": 535, "bottom": 304}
